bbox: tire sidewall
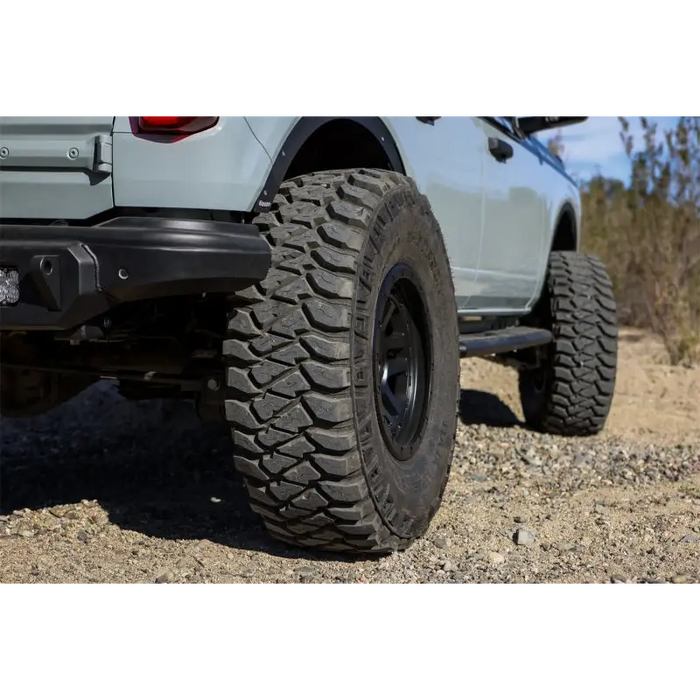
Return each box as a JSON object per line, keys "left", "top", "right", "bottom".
{"left": 351, "top": 186, "right": 459, "bottom": 539}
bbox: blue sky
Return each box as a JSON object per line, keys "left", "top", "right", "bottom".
{"left": 554, "top": 117, "right": 679, "bottom": 183}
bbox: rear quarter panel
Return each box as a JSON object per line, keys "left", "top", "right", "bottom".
{"left": 111, "top": 117, "right": 272, "bottom": 212}
{"left": 242, "top": 117, "right": 298, "bottom": 162}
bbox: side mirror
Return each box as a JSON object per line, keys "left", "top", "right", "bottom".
{"left": 514, "top": 117, "right": 588, "bottom": 136}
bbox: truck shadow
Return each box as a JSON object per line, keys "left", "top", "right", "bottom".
{"left": 0, "top": 383, "right": 311, "bottom": 560}
{"left": 1, "top": 383, "right": 521, "bottom": 560}
{"left": 459, "top": 389, "right": 523, "bottom": 428}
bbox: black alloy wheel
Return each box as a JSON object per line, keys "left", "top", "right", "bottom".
{"left": 373, "top": 264, "right": 431, "bottom": 461}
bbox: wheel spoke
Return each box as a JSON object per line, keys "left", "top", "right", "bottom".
{"left": 381, "top": 406, "right": 401, "bottom": 432}
{"left": 381, "top": 298, "right": 396, "bottom": 330}
{"left": 386, "top": 355, "right": 409, "bottom": 377}
{"left": 384, "top": 331, "right": 408, "bottom": 350}
{"left": 381, "top": 381, "right": 404, "bottom": 417}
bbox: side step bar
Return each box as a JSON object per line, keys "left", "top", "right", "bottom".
{"left": 459, "top": 326, "right": 552, "bottom": 358}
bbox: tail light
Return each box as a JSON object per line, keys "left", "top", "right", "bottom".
{"left": 137, "top": 117, "right": 219, "bottom": 135}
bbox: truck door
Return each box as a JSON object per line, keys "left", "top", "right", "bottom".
{"left": 473, "top": 117, "right": 547, "bottom": 313}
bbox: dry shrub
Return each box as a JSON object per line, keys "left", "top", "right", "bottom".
{"left": 554, "top": 118, "right": 700, "bottom": 366}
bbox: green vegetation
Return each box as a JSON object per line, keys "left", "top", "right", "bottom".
{"left": 549, "top": 117, "right": 700, "bottom": 366}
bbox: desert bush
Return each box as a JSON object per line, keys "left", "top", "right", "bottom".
{"left": 551, "top": 118, "right": 700, "bottom": 366}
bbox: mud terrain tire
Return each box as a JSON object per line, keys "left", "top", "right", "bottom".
{"left": 223, "top": 169, "right": 460, "bottom": 553}
{"left": 519, "top": 251, "right": 618, "bottom": 436}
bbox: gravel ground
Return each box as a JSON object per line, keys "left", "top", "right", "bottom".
{"left": 1, "top": 329, "right": 699, "bottom": 584}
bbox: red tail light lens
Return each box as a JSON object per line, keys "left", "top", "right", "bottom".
{"left": 137, "top": 117, "right": 219, "bottom": 134}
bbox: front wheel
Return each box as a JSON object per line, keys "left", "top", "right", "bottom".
{"left": 519, "top": 251, "right": 618, "bottom": 437}
{"left": 223, "top": 169, "right": 460, "bottom": 553}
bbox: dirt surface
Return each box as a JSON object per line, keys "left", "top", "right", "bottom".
{"left": 1, "top": 328, "right": 699, "bottom": 584}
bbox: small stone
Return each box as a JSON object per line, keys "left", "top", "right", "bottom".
{"left": 0, "top": 515, "right": 10, "bottom": 522}
{"left": 155, "top": 570, "right": 175, "bottom": 584}
{"left": 486, "top": 551, "right": 505, "bottom": 565}
{"left": 295, "top": 565, "right": 316, "bottom": 580}
{"left": 226, "top": 552, "right": 235, "bottom": 560}
{"left": 610, "top": 574, "right": 628, "bottom": 583}
{"left": 680, "top": 534, "right": 698, "bottom": 543}
{"left": 467, "top": 472, "right": 488, "bottom": 482}
{"left": 514, "top": 516, "right": 525, "bottom": 524}
{"left": 76, "top": 530, "right": 90, "bottom": 544}
{"left": 670, "top": 574, "right": 689, "bottom": 584}
{"left": 442, "top": 560, "right": 455, "bottom": 572}
{"left": 514, "top": 528, "right": 536, "bottom": 546}
{"left": 240, "top": 566, "right": 256, "bottom": 578}
{"left": 19, "top": 530, "right": 35, "bottom": 538}
{"left": 519, "top": 449, "right": 538, "bottom": 466}
{"left": 434, "top": 536, "right": 449, "bottom": 549}
{"left": 541, "top": 543, "right": 552, "bottom": 552}
{"left": 30, "top": 564, "right": 40, "bottom": 576}
{"left": 210, "top": 497, "right": 222, "bottom": 504}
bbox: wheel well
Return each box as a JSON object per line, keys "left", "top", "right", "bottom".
{"left": 285, "top": 120, "right": 401, "bottom": 180}
{"left": 551, "top": 206, "right": 577, "bottom": 251}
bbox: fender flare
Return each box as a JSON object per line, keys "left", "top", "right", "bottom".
{"left": 553, "top": 201, "right": 579, "bottom": 251}
{"left": 253, "top": 117, "right": 405, "bottom": 213}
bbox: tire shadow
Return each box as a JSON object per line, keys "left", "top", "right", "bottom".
{"left": 0, "top": 382, "right": 342, "bottom": 562}
{"left": 458, "top": 388, "right": 524, "bottom": 428}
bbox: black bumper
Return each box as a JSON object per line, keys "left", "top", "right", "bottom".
{"left": 0, "top": 217, "right": 271, "bottom": 330}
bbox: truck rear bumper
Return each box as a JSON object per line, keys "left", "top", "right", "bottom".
{"left": 0, "top": 216, "right": 270, "bottom": 331}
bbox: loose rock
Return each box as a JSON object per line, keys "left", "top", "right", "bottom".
{"left": 486, "top": 552, "right": 505, "bottom": 565}
{"left": 1, "top": 332, "right": 699, "bottom": 585}
{"left": 155, "top": 570, "right": 175, "bottom": 584}
{"left": 514, "top": 528, "right": 536, "bottom": 546}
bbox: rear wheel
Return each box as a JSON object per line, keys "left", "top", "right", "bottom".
{"left": 223, "top": 169, "right": 460, "bottom": 553}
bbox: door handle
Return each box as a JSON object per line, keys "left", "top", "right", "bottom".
{"left": 488, "top": 137, "right": 514, "bottom": 162}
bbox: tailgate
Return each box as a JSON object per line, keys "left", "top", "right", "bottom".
{"left": 0, "top": 117, "right": 115, "bottom": 220}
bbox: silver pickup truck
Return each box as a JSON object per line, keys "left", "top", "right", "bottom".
{"left": 0, "top": 116, "right": 618, "bottom": 554}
